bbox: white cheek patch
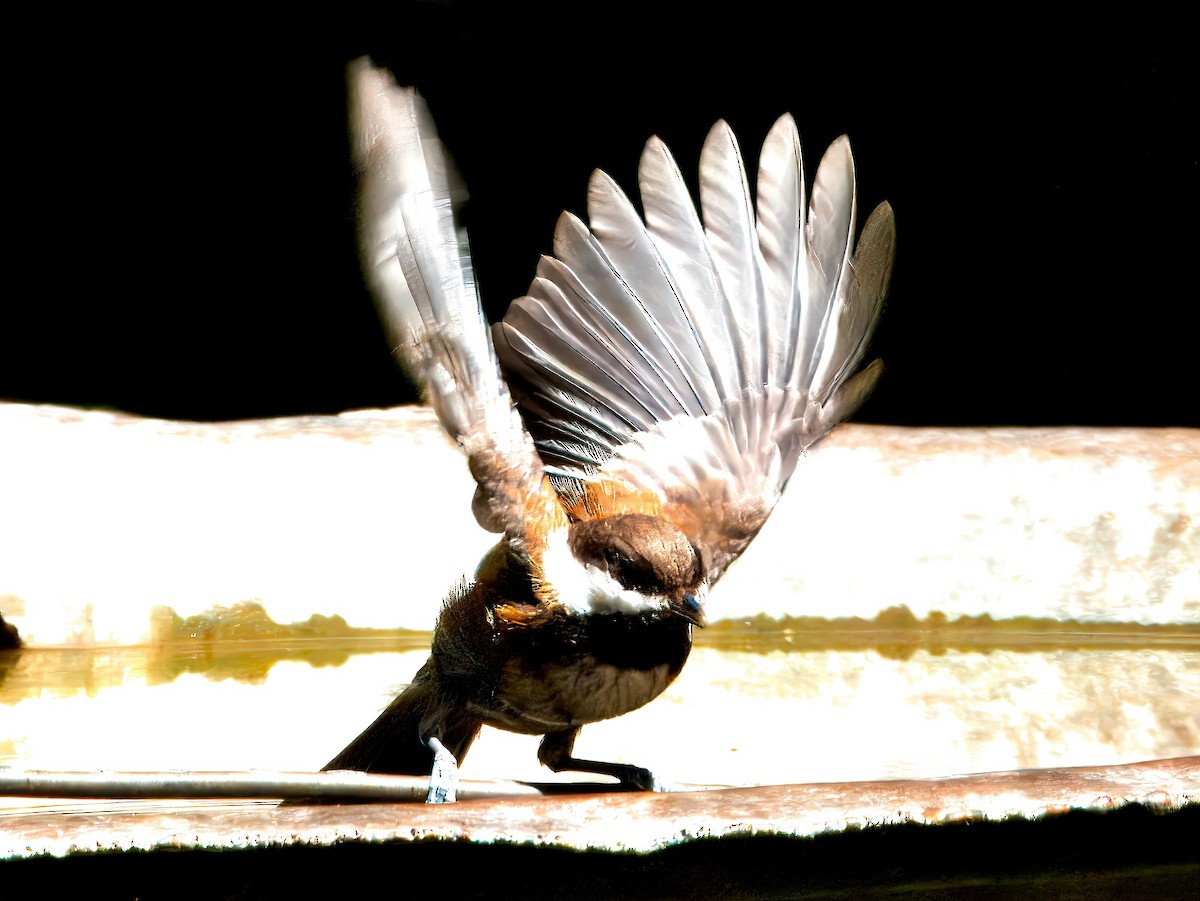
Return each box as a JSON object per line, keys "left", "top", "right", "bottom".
{"left": 540, "top": 529, "right": 669, "bottom": 617}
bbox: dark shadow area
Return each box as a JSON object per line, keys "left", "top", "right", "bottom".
{"left": 0, "top": 614, "right": 18, "bottom": 651}
{"left": 3, "top": 803, "right": 1196, "bottom": 900}
{"left": 4, "top": 10, "right": 1196, "bottom": 430}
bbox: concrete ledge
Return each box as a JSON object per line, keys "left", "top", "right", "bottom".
{"left": 1, "top": 402, "right": 1196, "bottom": 646}
{"left": 2, "top": 756, "right": 1195, "bottom": 858}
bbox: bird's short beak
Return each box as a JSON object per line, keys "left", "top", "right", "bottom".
{"left": 677, "top": 592, "right": 707, "bottom": 628}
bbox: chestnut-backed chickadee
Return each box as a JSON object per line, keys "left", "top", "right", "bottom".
{"left": 324, "top": 60, "right": 895, "bottom": 802}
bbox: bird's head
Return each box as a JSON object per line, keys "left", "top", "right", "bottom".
{"left": 537, "top": 512, "right": 707, "bottom": 627}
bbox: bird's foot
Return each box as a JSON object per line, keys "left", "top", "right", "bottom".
{"left": 613, "top": 764, "right": 663, "bottom": 793}
{"left": 537, "top": 731, "right": 665, "bottom": 792}
{"left": 426, "top": 736, "right": 459, "bottom": 804}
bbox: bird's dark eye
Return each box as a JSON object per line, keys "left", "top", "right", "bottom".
{"left": 601, "top": 547, "right": 659, "bottom": 593}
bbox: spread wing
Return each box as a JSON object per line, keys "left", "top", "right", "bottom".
{"left": 348, "top": 60, "right": 555, "bottom": 539}
{"left": 494, "top": 116, "right": 895, "bottom": 584}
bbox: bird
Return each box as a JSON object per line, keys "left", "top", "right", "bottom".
{"left": 324, "top": 58, "right": 896, "bottom": 803}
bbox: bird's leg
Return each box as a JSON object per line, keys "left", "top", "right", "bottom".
{"left": 426, "top": 736, "right": 459, "bottom": 804}
{"left": 537, "top": 729, "right": 663, "bottom": 792}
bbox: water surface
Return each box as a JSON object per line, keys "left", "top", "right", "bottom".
{"left": 3, "top": 629, "right": 1195, "bottom": 799}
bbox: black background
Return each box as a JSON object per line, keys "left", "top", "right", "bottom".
{"left": 4, "top": 7, "right": 1196, "bottom": 428}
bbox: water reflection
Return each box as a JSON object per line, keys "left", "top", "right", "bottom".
{"left": 0, "top": 635, "right": 431, "bottom": 698}
{"left": 2, "top": 631, "right": 1197, "bottom": 793}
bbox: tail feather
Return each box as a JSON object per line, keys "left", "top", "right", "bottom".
{"left": 323, "top": 669, "right": 481, "bottom": 776}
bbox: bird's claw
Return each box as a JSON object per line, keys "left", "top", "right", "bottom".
{"left": 622, "top": 766, "right": 664, "bottom": 793}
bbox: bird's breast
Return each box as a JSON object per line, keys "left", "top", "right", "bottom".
{"left": 429, "top": 544, "right": 695, "bottom": 734}
{"left": 453, "top": 604, "right": 693, "bottom": 734}
{"left": 488, "top": 651, "right": 684, "bottom": 733}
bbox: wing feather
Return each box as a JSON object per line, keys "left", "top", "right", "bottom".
{"left": 586, "top": 170, "right": 721, "bottom": 416}
{"left": 638, "top": 137, "right": 745, "bottom": 402}
{"left": 548, "top": 214, "right": 693, "bottom": 421}
{"left": 348, "top": 60, "right": 552, "bottom": 537}
{"left": 755, "top": 115, "right": 805, "bottom": 387}
{"left": 812, "top": 201, "right": 895, "bottom": 409}
{"left": 498, "top": 115, "right": 892, "bottom": 584}
{"left": 350, "top": 59, "right": 894, "bottom": 580}
{"left": 792, "top": 136, "right": 856, "bottom": 395}
{"left": 502, "top": 297, "right": 663, "bottom": 431}
{"left": 699, "top": 122, "right": 767, "bottom": 392}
